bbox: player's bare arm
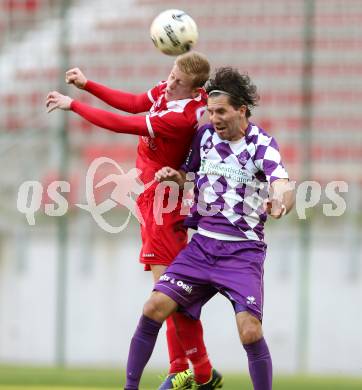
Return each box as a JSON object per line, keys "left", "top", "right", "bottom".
{"left": 65, "top": 67, "right": 87, "bottom": 89}
{"left": 155, "top": 167, "right": 186, "bottom": 188}
{"left": 265, "top": 178, "right": 295, "bottom": 219}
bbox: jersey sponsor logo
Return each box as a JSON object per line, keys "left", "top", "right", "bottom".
{"left": 141, "top": 136, "right": 157, "bottom": 150}
{"left": 199, "top": 159, "right": 253, "bottom": 184}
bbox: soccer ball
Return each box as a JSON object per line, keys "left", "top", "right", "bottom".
{"left": 150, "top": 9, "right": 198, "bottom": 56}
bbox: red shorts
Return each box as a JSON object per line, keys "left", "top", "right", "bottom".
{"left": 137, "top": 190, "right": 188, "bottom": 271}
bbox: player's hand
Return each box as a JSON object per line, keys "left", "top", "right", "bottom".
{"left": 155, "top": 167, "right": 183, "bottom": 184}
{"left": 263, "top": 199, "right": 286, "bottom": 219}
{"left": 265, "top": 179, "right": 294, "bottom": 218}
{"left": 65, "top": 67, "right": 87, "bottom": 89}
{"left": 46, "top": 91, "right": 73, "bottom": 113}
{"left": 197, "top": 108, "right": 210, "bottom": 127}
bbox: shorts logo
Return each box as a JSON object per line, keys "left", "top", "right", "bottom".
{"left": 246, "top": 296, "right": 256, "bottom": 305}
{"left": 160, "top": 274, "right": 193, "bottom": 294}
{"left": 185, "top": 347, "right": 197, "bottom": 356}
{"left": 143, "top": 253, "right": 155, "bottom": 257}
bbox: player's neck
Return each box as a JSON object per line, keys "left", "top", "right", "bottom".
{"left": 228, "top": 121, "right": 249, "bottom": 142}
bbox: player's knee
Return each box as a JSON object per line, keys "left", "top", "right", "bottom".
{"left": 239, "top": 322, "right": 263, "bottom": 345}
{"left": 143, "top": 298, "right": 161, "bottom": 320}
{"left": 142, "top": 293, "right": 169, "bottom": 322}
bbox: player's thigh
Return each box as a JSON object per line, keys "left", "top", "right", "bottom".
{"left": 150, "top": 264, "right": 168, "bottom": 283}
{"left": 235, "top": 311, "right": 263, "bottom": 344}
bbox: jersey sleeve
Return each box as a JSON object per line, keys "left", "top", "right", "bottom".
{"left": 84, "top": 80, "right": 152, "bottom": 113}
{"left": 70, "top": 100, "right": 149, "bottom": 136}
{"left": 180, "top": 125, "right": 209, "bottom": 173}
{"left": 254, "top": 135, "right": 289, "bottom": 183}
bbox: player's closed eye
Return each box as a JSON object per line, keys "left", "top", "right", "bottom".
{"left": 208, "top": 109, "right": 225, "bottom": 115}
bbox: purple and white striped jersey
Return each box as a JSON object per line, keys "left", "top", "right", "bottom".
{"left": 181, "top": 123, "right": 289, "bottom": 241}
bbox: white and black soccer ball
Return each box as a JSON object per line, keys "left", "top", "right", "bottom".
{"left": 150, "top": 9, "right": 198, "bottom": 56}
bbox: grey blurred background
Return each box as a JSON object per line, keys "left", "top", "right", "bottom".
{"left": 0, "top": 0, "right": 361, "bottom": 377}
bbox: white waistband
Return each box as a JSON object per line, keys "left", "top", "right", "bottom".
{"left": 197, "top": 227, "right": 248, "bottom": 241}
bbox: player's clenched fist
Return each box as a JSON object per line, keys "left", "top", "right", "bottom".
{"left": 155, "top": 167, "right": 178, "bottom": 182}
{"left": 46, "top": 91, "right": 73, "bottom": 113}
{"left": 65, "top": 67, "right": 87, "bottom": 89}
{"left": 155, "top": 167, "right": 186, "bottom": 187}
{"left": 263, "top": 199, "right": 286, "bottom": 219}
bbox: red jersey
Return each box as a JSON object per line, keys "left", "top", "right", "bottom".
{"left": 138, "top": 81, "right": 207, "bottom": 185}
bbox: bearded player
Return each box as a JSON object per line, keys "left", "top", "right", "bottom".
{"left": 46, "top": 51, "right": 222, "bottom": 389}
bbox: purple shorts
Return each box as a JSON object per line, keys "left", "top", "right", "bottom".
{"left": 154, "top": 233, "right": 267, "bottom": 321}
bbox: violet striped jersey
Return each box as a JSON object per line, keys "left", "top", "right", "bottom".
{"left": 181, "top": 123, "right": 289, "bottom": 241}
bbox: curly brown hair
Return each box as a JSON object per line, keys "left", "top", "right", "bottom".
{"left": 205, "top": 67, "right": 259, "bottom": 117}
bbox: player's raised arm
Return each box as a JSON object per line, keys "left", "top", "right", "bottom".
{"left": 65, "top": 67, "right": 87, "bottom": 89}
{"left": 65, "top": 67, "right": 152, "bottom": 114}
{"left": 46, "top": 91, "right": 149, "bottom": 136}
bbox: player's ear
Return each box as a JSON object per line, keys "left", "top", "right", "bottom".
{"left": 239, "top": 105, "right": 247, "bottom": 117}
{"left": 191, "top": 87, "right": 199, "bottom": 98}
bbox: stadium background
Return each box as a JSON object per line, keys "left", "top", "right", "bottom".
{"left": 0, "top": 0, "right": 362, "bottom": 388}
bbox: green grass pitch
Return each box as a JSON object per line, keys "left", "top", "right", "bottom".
{"left": 0, "top": 366, "right": 362, "bottom": 389}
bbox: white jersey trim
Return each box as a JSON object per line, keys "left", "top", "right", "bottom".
{"left": 145, "top": 115, "right": 155, "bottom": 138}
{"left": 197, "top": 227, "right": 248, "bottom": 241}
{"left": 196, "top": 106, "right": 206, "bottom": 122}
{"left": 147, "top": 89, "right": 155, "bottom": 104}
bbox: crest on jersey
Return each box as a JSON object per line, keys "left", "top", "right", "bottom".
{"left": 202, "top": 138, "right": 213, "bottom": 154}
{"left": 238, "top": 150, "right": 249, "bottom": 166}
